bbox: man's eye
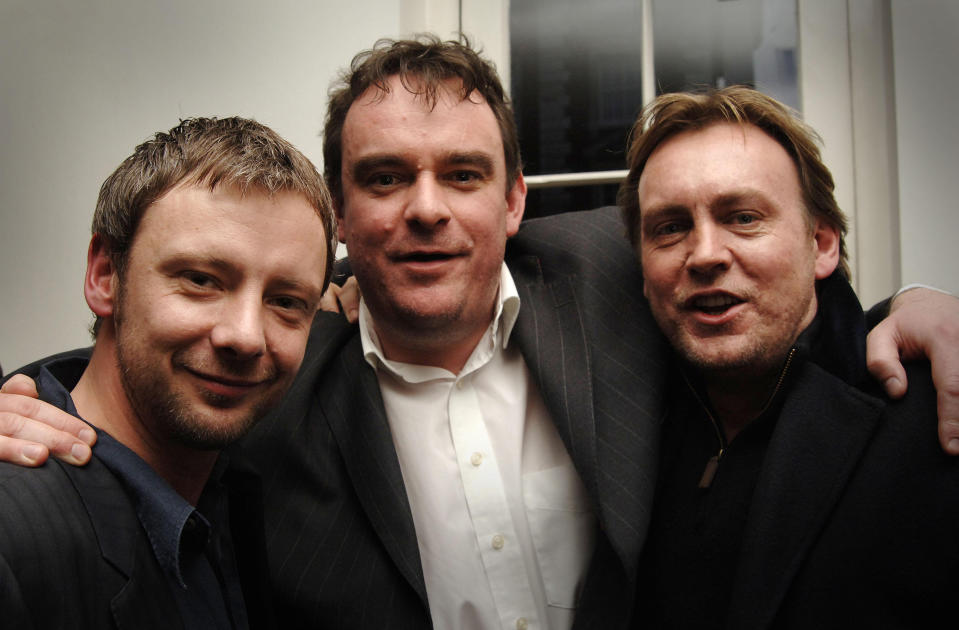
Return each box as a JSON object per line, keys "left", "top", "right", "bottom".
{"left": 732, "top": 212, "right": 757, "bottom": 225}
{"left": 370, "top": 173, "right": 399, "bottom": 187}
{"left": 183, "top": 271, "right": 216, "bottom": 288}
{"left": 656, "top": 222, "right": 685, "bottom": 236}
{"left": 268, "top": 296, "right": 307, "bottom": 311}
{"left": 450, "top": 171, "right": 480, "bottom": 183}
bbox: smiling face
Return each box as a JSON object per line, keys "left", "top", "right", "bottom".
{"left": 102, "top": 183, "right": 327, "bottom": 450}
{"left": 337, "top": 75, "right": 526, "bottom": 370}
{"left": 638, "top": 122, "right": 839, "bottom": 379}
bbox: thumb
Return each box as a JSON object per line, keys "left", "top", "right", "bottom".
{"left": 0, "top": 374, "right": 40, "bottom": 398}
{"left": 865, "top": 318, "right": 908, "bottom": 399}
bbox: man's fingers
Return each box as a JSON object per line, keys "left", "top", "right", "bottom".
{"left": 319, "top": 283, "right": 343, "bottom": 314}
{"left": 883, "top": 287, "right": 959, "bottom": 454}
{"left": 865, "top": 319, "right": 909, "bottom": 399}
{"left": 0, "top": 436, "right": 50, "bottom": 467}
{"left": 932, "top": 351, "right": 959, "bottom": 455}
{"left": 337, "top": 277, "right": 360, "bottom": 323}
{"left": 318, "top": 277, "right": 361, "bottom": 323}
{"left": 0, "top": 374, "right": 40, "bottom": 397}
{"left": 0, "top": 392, "right": 96, "bottom": 465}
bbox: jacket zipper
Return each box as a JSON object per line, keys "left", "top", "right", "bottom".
{"left": 688, "top": 347, "right": 797, "bottom": 489}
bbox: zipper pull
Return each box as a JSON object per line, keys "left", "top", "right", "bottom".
{"left": 698, "top": 453, "right": 721, "bottom": 489}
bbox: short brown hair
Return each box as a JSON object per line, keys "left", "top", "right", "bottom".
{"left": 618, "top": 86, "right": 849, "bottom": 279}
{"left": 323, "top": 34, "right": 521, "bottom": 205}
{"left": 92, "top": 116, "right": 336, "bottom": 332}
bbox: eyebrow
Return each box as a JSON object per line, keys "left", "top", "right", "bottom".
{"left": 350, "top": 151, "right": 497, "bottom": 181}
{"left": 712, "top": 190, "right": 769, "bottom": 209}
{"left": 641, "top": 202, "right": 687, "bottom": 226}
{"left": 350, "top": 155, "right": 408, "bottom": 182}
{"left": 443, "top": 151, "right": 495, "bottom": 175}
{"left": 642, "top": 188, "right": 771, "bottom": 220}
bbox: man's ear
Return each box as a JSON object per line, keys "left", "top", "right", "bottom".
{"left": 83, "top": 234, "right": 118, "bottom": 317}
{"left": 813, "top": 219, "right": 841, "bottom": 280}
{"left": 505, "top": 172, "right": 528, "bottom": 237}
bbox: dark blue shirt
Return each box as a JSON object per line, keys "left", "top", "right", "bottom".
{"left": 36, "top": 358, "right": 249, "bottom": 630}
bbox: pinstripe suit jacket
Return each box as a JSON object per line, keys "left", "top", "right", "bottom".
{"left": 0, "top": 454, "right": 185, "bottom": 629}
{"left": 238, "top": 206, "right": 669, "bottom": 629}
{"left": 0, "top": 359, "right": 276, "bottom": 630}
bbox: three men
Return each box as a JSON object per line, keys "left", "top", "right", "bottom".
{"left": 623, "top": 88, "right": 955, "bottom": 627}
{"left": 2, "top": 37, "right": 959, "bottom": 630}
{"left": 0, "top": 117, "right": 335, "bottom": 628}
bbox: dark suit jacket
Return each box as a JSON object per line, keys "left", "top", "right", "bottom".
{"left": 640, "top": 275, "right": 957, "bottom": 629}
{"left": 726, "top": 360, "right": 954, "bottom": 630}
{"left": 235, "top": 206, "right": 669, "bottom": 629}
{"left": 0, "top": 454, "right": 185, "bottom": 629}
{"left": 0, "top": 360, "right": 275, "bottom": 630}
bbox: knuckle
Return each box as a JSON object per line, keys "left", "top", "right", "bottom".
{"left": 0, "top": 410, "right": 27, "bottom": 438}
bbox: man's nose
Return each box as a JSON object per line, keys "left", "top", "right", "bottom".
{"left": 210, "top": 294, "right": 267, "bottom": 360}
{"left": 686, "top": 223, "right": 731, "bottom": 275}
{"left": 403, "top": 177, "right": 452, "bottom": 228}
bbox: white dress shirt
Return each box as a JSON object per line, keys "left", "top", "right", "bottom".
{"left": 359, "top": 263, "right": 597, "bottom": 630}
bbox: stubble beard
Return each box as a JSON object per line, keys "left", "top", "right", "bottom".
{"left": 112, "top": 305, "right": 275, "bottom": 452}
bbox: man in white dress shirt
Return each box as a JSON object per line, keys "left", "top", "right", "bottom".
{"left": 326, "top": 35, "right": 594, "bottom": 629}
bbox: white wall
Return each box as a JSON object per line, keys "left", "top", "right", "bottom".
{"left": 793, "top": 0, "right": 958, "bottom": 305}
{"left": 891, "top": 0, "right": 959, "bottom": 295}
{"left": 0, "top": 0, "right": 401, "bottom": 372}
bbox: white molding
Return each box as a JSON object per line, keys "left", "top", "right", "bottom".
{"left": 797, "top": 0, "right": 859, "bottom": 291}
{"left": 400, "top": 0, "right": 460, "bottom": 39}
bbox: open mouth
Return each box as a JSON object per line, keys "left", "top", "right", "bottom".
{"left": 688, "top": 294, "right": 744, "bottom": 315}
{"left": 402, "top": 252, "right": 454, "bottom": 262}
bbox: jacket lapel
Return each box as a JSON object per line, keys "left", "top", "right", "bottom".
{"left": 63, "top": 459, "right": 183, "bottom": 630}
{"left": 320, "top": 334, "right": 429, "bottom": 606}
{"left": 726, "top": 363, "right": 884, "bottom": 630}
{"left": 513, "top": 268, "right": 600, "bottom": 504}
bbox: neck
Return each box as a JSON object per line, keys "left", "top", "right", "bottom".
{"left": 376, "top": 324, "right": 488, "bottom": 375}
{"left": 366, "top": 300, "right": 498, "bottom": 375}
{"left": 703, "top": 364, "right": 785, "bottom": 443}
{"left": 71, "top": 340, "right": 216, "bottom": 505}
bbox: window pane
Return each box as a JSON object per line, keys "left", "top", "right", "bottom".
{"left": 510, "top": 0, "right": 644, "bottom": 218}
{"left": 509, "top": 0, "right": 798, "bottom": 219}
{"left": 653, "top": 0, "right": 798, "bottom": 109}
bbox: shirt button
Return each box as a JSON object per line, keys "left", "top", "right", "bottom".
{"left": 491, "top": 534, "right": 505, "bottom": 550}
{"left": 470, "top": 452, "right": 483, "bottom": 467}
{"left": 456, "top": 379, "right": 465, "bottom": 389}
{"left": 516, "top": 618, "right": 529, "bottom": 630}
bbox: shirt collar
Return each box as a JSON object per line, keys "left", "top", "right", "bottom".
{"left": 359, "top": 262, "right": 521, "bottom": 380}
{"left": 36, "top": 360, "right": 213, "bottom": 589}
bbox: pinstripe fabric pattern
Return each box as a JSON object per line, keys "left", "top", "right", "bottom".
{"left": 508, "top": 207, "right": 668, "bottom": 628}
{"left": 0, "top": 455, "right": 184, "bottom": 629}
{"left": 239, "top": 312, "right": 430, "bottom": 629}
{"left": 239, "top": 206, "right": 669, "bottom": 629}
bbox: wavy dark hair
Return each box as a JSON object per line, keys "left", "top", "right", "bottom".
{"left": 323, "top": 34, "right": 521, "bottom": 205}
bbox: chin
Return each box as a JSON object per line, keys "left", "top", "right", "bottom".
{"left": 166, "top": 411, "right": 260, "bottom": 451}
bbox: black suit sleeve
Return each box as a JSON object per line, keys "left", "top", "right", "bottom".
{"left": 0, "top": 552, "right": 37, "bottom": 630}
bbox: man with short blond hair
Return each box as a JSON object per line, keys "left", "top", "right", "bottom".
{"left": 624, "top": 87, "right": 954, "bottom": 628}
{"left": 0, "top": 117, "right": 334, "bottom": 629}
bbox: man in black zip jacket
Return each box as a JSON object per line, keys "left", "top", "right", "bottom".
{"left": 624, "top": 87, "right": 954, "bottom": 629}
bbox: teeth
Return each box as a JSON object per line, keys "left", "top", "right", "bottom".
{"left": 693, "top": 294, "right": 739, "bottom": 308}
